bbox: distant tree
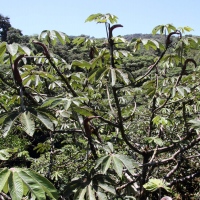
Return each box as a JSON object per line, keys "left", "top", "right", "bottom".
{"left": 0, "top": 14, "right": 11, "bottom": 41}
{"left": 6, "top": 27, "right": 23, "bottom": 44}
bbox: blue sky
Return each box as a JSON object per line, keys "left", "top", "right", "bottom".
{"left": 1, "top": 0, "right": 199, "bottom": 38}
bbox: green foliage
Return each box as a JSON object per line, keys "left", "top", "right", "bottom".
{"left": 0, "top": 12, "right": 199, "bottom": 200}
{"left": 85, "top": 13, "right": 118, "bottom": 24}
{"left": 143, "top": 179, "right": 172, "bottom": 193}
{"left": 0, "top": 168, "right": 58, "bottom": 200}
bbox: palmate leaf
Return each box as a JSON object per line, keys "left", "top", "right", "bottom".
{"left": 115, "top": 154, "right": 138, "bottom": 175}
{"left": 152, "top": 24, "right": 176, "bottom": 36}
{"left": 20, "top": 111, "right": 35, "bottom": 136}
{"left": 189, "top": 119, "right": 200, "bottom": 128}
{"left": 41, "top": 97, "right": 58, "bottom": 108}
{"left": 0, "top": 168, "right": 58, "bottom": 200}
{"left": 85, "top": 13, "right": 118, "bottom": 24}
{"left": 22, "top": 169, "right": 58, "bottom": 200}
{"left": 39, "top": 30, "right": 70, "bottom": 46}
{"left": 177, "top": 26, "right": 194, "bottom": 34}
{"left": 85, "top": 13, "right": 102, "bottom": 22}
{"left": 143, "top": 179, "right": 172, "bottom": 193}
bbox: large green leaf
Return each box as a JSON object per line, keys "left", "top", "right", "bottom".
{"left": 1, "top": 111, "right": 20, "bottom": 137}
{"left": 73, "top": 107, "right": 94, "bottom": 117}
{"left": 85, "top": 13, "right": 102, "bottom": 22}
{"left": 41, "top": 97, "right": 58, "bottom": 108}
{"left": 22, "top": 169, "right": 58, "bottom": 200}
{"left": 0, "top": 168, "right": 10, "bottom": 192}
{"left": 54, "top": 30, "right": 66, "bottom": 45}
{"left": 115, "top": 154, "right": 138, "bottom": 175}
{"left": 20, "top": 111, "right": 35, "bottom": 136}
{"left": 72, "top": 60, "right": 93, "bottom": 70}
{"left": 17, "top": 170, "right": 46, "bottom": 200}
{"left": 177, "top": 86, "right": 185, "bottom": 97}
{"left": 18, "top": 45, "right": 31, "bottom": 56}
{"left": 143, "top": 178, "right": 172, "bottom": 193}
{"left": 98, "top": 182, "right": 116, "bottom": 195}
{"left": 8, "top": 171, "right": 23, "bottom": 200}
{"left": 115, "top": 69, "right": 130, "bottom": 85}
{"left": 6, "top": 43, "right": 18, "bottom": 56}
{"left": 95, "top": 67, "right": 109, "bottom": 81}
{"left": 112, "top": 155, "right": 123, "bottom": 178}
{"left": 101, "top": 156, "right": 111, "bottom": 174}
{"left": 107, "top": 142, "right": 113, "bottom": 152}
{"left": 95, "top": 155, "right": 109, "bottom": 169}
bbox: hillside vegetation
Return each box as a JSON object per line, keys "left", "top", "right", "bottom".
{"left": 0, "top": 13, "right": 200, "bottom": 200}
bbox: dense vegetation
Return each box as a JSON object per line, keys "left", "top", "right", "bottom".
{"left": 0, "top": 13, "right": 200, "bottom": 200}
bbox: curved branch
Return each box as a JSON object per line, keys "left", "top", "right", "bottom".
{"left": 169, "top": 171, "right": 200, "bottom": 186}
{"left": 32, "top": 40, "right": 49, "bottom": 56}
{"left": 12, "top": 54, "right": 26, "bottom": 84}
{"left": 166, "top": 30, "right": 182, "bottom": 47}
{"left": 109, "top": 24, "right": 123, "bottom": 39}
{"left": 32, "top": 40, "right": 78, "bottom": 97}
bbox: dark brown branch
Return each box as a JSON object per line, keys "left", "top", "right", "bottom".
{"left": 113, "top": 88, "right": 143, "bottom": 155}
{"left": 23, "top": 86, "right": 45, "bottom": 99}
{"left": 32, "top": 40, "right": 78, "bottom": 97}
{"left": 54, "top": 129, "right": 82, "bottom": 133}
{"left": 0, "top": 192, "right": 11, "bottom": 200}
{"left": 83, "top": 116, "right": 100, "bottom": 159}
{"left": 169, "top": 171, "right": 200, "bottom": 186}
